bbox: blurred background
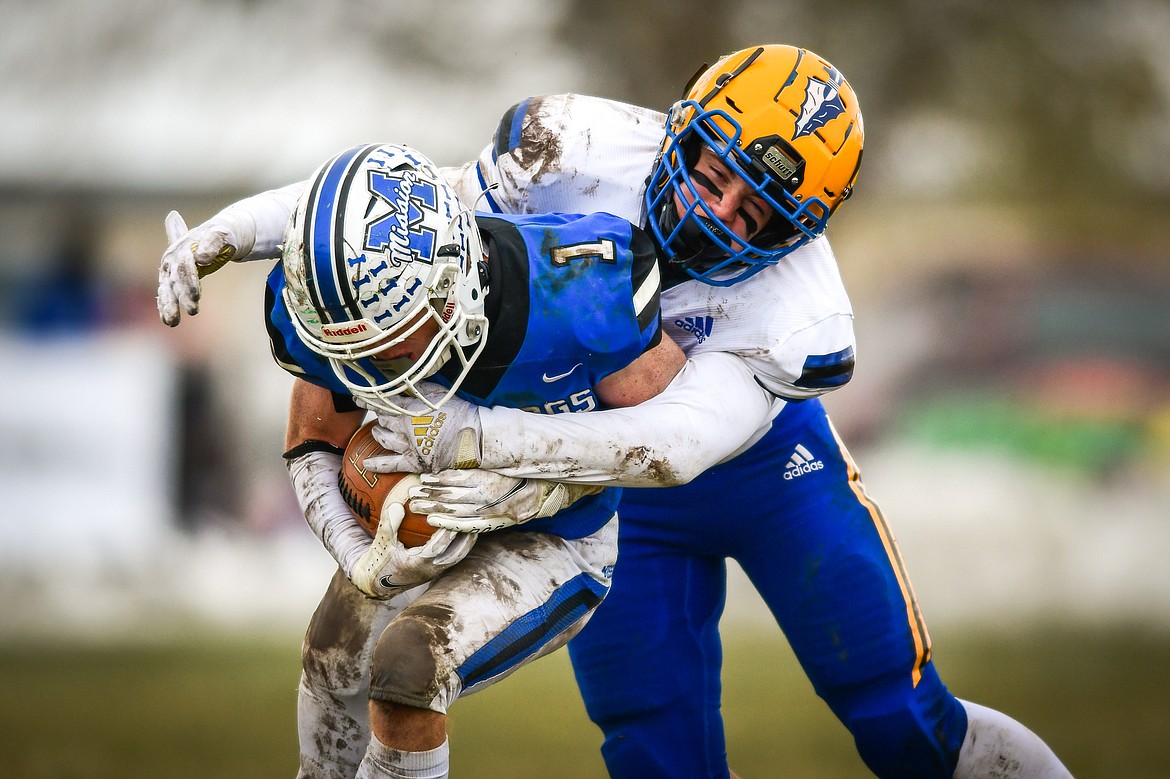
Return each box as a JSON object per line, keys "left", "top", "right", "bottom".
{"left": 1, "top": 0, "right": 1168, "bottom": 776}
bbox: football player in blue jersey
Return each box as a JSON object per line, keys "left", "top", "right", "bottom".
{"left": 223, "top": 141, "right": 683, "bottom": 778}
{"left": 157, "top": 46, "right": 1071, "bottom": 779}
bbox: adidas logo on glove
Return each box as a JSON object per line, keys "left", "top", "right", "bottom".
{"left": 411, "top": 412, "right": 448, "bottom": 458}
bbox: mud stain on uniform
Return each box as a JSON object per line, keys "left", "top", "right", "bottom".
{"left": 299, "top": 573, "right": 381, "bottom": 777}
{"left": 516, "top": 104, "right": 565, "bottom": 184}
{"left": 303, "top": 569, "right": 382, "bottom": 689}
{"left": 619, "top": 445, "right": 681, "bottom": 485}
{"left": 370, "top": 603, "right": 457, "bottom": 705}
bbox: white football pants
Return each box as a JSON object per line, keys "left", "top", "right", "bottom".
{"left": 295, "top": 519, "right": 617, "bottom": 779}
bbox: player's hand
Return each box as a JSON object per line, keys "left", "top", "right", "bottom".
{"left": 366, "top": 385, "right": 483, "bottom": 473}
{"left": 156, "top": 208, "right": 256, "bottom": 326}
{"left": 411, "top": 469, "right": 603, "bottom": 534}
{"left": 349, "top": 500, "right": 476, "bottom": 598}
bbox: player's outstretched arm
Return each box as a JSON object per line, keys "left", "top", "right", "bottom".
{"left": 156, "top": 182, "right": 305, "bottom": 326}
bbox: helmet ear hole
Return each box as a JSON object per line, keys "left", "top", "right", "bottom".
{"left": 681, "top": 137, "right": 703, "bottom": 170}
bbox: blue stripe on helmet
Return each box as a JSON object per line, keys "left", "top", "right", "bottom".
{"left": 475, "top": 164, "right": 502, "bottom": 213}
{"left": 308, "top": 144, "right": 373, "bottom": 322}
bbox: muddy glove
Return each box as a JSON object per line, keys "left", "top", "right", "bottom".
{"left": 412, "top": 469, "right": 602, "bottom": 534}
{"left": 285, "top": 447, "right": 474, "bottom": 599}
{"left": 366, "top": 385, "right": 483, "bottom": 473}
{"left": 156, "top": 183, "right": 303, "bottom": 326}
{"left": 156, "top": 209, "right": 255, "bottom": 326}
{"left": 350, "top": 498, "right": 477, "bottom": 597}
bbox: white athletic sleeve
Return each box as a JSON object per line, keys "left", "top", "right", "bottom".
{"left": 226, "top": 181, "right": 307, "bottom": 260}
{"left": 286, "top": 451, "right": 370, "bottom": 575}
{"left": 475, "top": 352, "right": 782, "bottom": 487}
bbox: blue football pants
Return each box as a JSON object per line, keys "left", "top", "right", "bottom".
{"left": 567, "top": 398, "right": 969, "bottom": 778}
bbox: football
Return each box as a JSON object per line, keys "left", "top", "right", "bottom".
{"left": 338, "top": 420, "right": 432, "bottom": 547}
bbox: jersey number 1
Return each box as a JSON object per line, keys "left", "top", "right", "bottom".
{"left": 550, "top": 239, "right": 616, "bottom": 267}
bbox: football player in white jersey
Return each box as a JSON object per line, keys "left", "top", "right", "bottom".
{"left": 157, "top": 45, "right": 1072, "bottom": 779}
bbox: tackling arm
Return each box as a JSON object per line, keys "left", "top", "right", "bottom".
{"left": 478, "top": 351, "right": 777, "bottom": 487}
{"left": 240, "top": 182, "right": 307, "bottom": 259}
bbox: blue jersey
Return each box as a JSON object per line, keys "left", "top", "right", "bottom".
{"left": 266, "top": 210, "right": 662, "bottom": 539}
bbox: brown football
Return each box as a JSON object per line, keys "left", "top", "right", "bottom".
{"left": 338, "top": 420, "right": 432, "bottom": 547}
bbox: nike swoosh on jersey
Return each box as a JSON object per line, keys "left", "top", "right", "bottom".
{"left": 542, "top": 363, "right": 583, "bottom": 382}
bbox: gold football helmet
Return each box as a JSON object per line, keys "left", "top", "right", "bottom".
{"left": 646, "top": 44, "right": 864, "bottom": 284}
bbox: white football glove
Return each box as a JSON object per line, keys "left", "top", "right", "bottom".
{"left": 411, "top": 469, "right": 603, "bottom": 534}
{"left": 156, "top": 208, "right": 256, "bottom": 326}
{"left": 350, "top": 498, "right": 477, "bottom": 598}
{"left": 285, "top": 449, "right": 474, "bottom": 599}
{"left": 366, "top": 384, "right": 483, "bottom": 474}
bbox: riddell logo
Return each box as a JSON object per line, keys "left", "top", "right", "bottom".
{"left": 783, "top": 444, "right": 824, "bottom": 480}
{"left": 323, "top": 322, "right": 369, "bottom": 338}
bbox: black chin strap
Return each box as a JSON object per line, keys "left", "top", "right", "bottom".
{"left": 652, "top": 199, "right": 733, "bottom": 286}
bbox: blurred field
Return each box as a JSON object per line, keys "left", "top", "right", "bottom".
{"left": 1, "top": 623, "right": 1167, "bottom": 778}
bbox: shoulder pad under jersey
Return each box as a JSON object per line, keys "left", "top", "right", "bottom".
{"left": 468, "top": 94, "right": 664, "bottom": 221}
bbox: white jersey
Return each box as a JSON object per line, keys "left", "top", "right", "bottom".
{"left": 445, "top": 95, "right": 857, "bottom": 482}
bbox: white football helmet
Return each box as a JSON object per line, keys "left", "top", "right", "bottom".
{"left": 281, "top": 143, "right": 488, "bottom": 415}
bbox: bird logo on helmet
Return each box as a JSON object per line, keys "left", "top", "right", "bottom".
{"left": 281, "top": 143, "right": 488, "bottom": 415}
{"left": 646, "top": 44, "right": 864, "bottom": 285}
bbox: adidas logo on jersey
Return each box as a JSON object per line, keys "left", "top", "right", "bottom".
{"left": 676, "top": 316, "right": 714, "bottom": 343}
{"left": 783, "top": 444, "right": 824, "bottom": 480}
